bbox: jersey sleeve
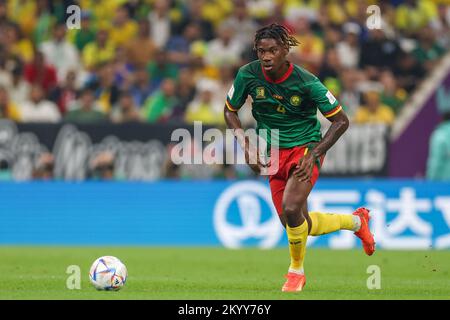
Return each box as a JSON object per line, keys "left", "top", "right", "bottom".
{"left": 308, "top": 78, "right": 342, "bottom": 118}
{"left": 225, "top": 68, "right": 249, "bottom": 112}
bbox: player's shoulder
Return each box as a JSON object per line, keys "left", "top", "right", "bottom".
{"left": 291, "top": 63, "right": 319, "bottom": 84}
{"left": 237, "top": 60, "right": 261, "bottom": 76}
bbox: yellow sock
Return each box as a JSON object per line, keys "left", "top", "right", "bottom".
{"left": 309, "top": 212, "right": 358, "bottom": 236}
{"left": 286, "top": 220, "right": 308, "bottom": 272}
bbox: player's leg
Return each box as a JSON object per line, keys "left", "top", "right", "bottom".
{"left": 308, "top": 211, "right": 361, "bottom": 236}
{"left": 302, "top": 202, "right": 312, "bottom": 234}
{"left": 294, "top": 149, "right": 375, "bottom": 255}
{"left": 273, "top": 187, "right": 311, "bottom": 232}
{"left": 274, "top": 191, "right": 311, "bottom": 233}
{"left": 307, "top": 208, "right": 375, "bottom": 256}
{"left": 269, "top": 175, "right": 287, "bottom": 226}
{"left": 280, "top": 176, "right": 313, "bottom": 292}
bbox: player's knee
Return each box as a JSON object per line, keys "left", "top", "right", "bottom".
{"left": 282, "top": 203, "right": 304, "bottom": 219}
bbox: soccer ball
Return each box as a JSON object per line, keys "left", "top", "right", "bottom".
{"left": 89, "top": 256, "right": 127, "bottom": 291}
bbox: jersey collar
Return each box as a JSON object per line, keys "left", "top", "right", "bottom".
{"left": 261, "top": 62, "right": 294, "bottom": 84}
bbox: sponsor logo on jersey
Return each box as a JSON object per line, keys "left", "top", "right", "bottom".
{"left": 273, "top": 94, "right": 283, "bottom": 100}
{"left": 256, "top": 87, "right": 266, "bottom": 99}
{"left": 290, "top": 95, "right": 301, "bottom": 106}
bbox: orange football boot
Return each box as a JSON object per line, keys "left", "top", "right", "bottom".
{"left": 281, "top": 272, "right": 306, "bottom": 292}
{"left": 353, "top": 207, "right": 376, "bottom": 256}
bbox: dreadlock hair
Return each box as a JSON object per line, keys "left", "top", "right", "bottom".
{"left": 253, "top": 23, "right": 300, "bottom": 51}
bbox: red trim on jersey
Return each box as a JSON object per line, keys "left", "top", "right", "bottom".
{"left": 261, "top": 62, "right": 294, "bottom": 84}
{"left": 323, "top": 105, "right": 342, "bottom": 118}
{"left": 225, "top": 100, "right": 238, "bottom": 112}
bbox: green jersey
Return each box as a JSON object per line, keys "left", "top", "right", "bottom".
{"left": 226, "top": 60, "right": 342, "bottom": 148}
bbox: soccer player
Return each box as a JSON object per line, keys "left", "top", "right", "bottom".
{"left": 224, "top": 24, "right": 375, "bottom": 292}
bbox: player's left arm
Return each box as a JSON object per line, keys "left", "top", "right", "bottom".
{"left": 313, "top": 109, "right": 349, "bottom": 156}
{"left": 294, "top": 110, "right": 349, "bottom": 182}
{"left": 294, "top": 81, "right": 350, "bottom": 182}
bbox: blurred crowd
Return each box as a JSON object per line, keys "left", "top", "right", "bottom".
{"left": 0, "top": 0, "right": 449, "bottom": 129}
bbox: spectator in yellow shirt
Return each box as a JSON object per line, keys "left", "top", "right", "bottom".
{"left": 185, "top": 78, "right": 225, "bottom": 126}
{"left": 200, "top": 0, "right": 233, "bottom": 29}
{"left": 354, "top": 90, "right": 395, "bottom": 126}
{"left": 289, "top": 15, "right": 324, "bottom": 75}
{"left": 283, "top": 0, "right": 321, "bottom": 13}
{"left": 7, "top": 0, "right": 36, "bottom": 37}
{"left": 0, "top": 86, "right": 21, "bottom": 121}
{"left": 395, "top": 0, "right": 438, "bottom": 35}
{"left": 78, "top": 0, "right": 123, "bottom": 26}
{"left": 6, "top": 23, "right": 34, "bottom": 63}
{"left": 108, "top": 5, "right": 138, "bottom": 48}
{"left": 82, "top": 29, "right": 116, "bottom": 70}
{"left": 126, "top": 19, "right": 157, "bottom": 68}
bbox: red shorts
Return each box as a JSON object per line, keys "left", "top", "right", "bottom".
{"left": 269, "top": 145, "right": 324, "bottom": 216}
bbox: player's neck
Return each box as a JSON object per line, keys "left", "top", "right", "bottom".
{"left": 263, "top": 61, "right": 292, "bottom": 83}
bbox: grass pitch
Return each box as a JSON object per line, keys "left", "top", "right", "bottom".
{"left": 0, "top": 247, "right": 448, "bottom": 300}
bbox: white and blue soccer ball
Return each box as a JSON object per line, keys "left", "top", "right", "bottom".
{"left": 89, "top": 256, "right": 127, "bottom": 291}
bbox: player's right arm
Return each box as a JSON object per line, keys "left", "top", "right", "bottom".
{"left": 223, "top": 69, "right": 262, "bottom": 174}
{"left": 224, "top": 105, "right": 263, "bottom": 175}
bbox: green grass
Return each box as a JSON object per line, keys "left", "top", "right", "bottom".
{"left": 0, "top": 247, "right": 449, "bottom": 300}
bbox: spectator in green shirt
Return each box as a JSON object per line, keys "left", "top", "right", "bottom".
{"left": 142, "top": 79, "right": 178, "bottom": 123}
{"left": 146, "top": 49, "right": 179, "bottom": 88}
{"left": 413, "top": 26, "right": 446, "bottom": 72}
{"left": 64, "top": 88, "right": 108, "bottom": 124}
{"left": 73, "top": 11, "right": 96, "bottom": 51}
{"left": 380, "top": 70, "right": 408, "bottom": 115}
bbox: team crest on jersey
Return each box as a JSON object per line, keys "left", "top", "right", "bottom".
{"left": 255, "top": 87, "right": 266, "bottom": 99}
{"left": 290, "top": 95, "right": 301, "bottom": 106}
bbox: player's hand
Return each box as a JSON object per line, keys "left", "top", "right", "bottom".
{"left": 235, "top": 131, "right": 267, "bottom": 175}
{"left": 244, "top": 143, "right": 263, "bottom": 174}
{"left": 293, "top": 153, "right": 316, "bottom": 182}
